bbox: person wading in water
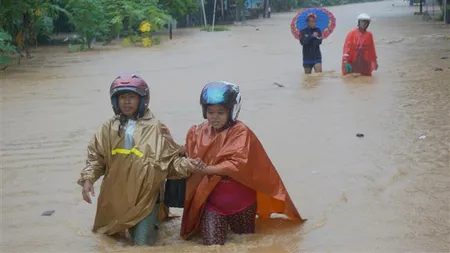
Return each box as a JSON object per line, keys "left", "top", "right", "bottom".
{"left": 78, "top": 73, "right": 196, "bottom": 246}
{"left": 180, "top": 81, "right": 304, "bottom": 245}
{"left": 299, "top": 14, "right": 323, "bottom": 74}
{"left": 342, "top": 13, "right": 378, "bottom": 76}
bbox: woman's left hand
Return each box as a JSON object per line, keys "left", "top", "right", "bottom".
{"left": 188, "top": 158, "right": 207, "bottom": 172}
{"left": 187, "top": 158, "right": 221, "bottom": 175}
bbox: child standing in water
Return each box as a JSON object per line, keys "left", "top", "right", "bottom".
{"left": 78, "top": 73, "right": 195, "bottom": 246}
{"left": 300, "top": 14, "right": 323, "bottom": 74}
{"left": 180, "top": 81, "right": 305, "bottom": 245}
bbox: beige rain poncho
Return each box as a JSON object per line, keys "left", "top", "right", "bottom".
{"left": 77, "top": 109, "right": 190, "bottom": 235}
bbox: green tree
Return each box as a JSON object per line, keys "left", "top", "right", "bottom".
{"left": 0, "top": 31, "right": 18, "bottom": 64}
{"left": 159, "top": 0, "right": 198, "bottom": 22}
{"left": 100, "top": 0, "right": 169, "bottom": 44}
{"left": 65, "top": 0, "right": 109, "bottom": 48}
{"left": 0, "top": 0, "right": 69, "bottom": 57}
{"left": 0, "top": 0, "right": 199, "bottom": 57}
{"left": 146, "top": 0, "right": 170, "bottom": 30}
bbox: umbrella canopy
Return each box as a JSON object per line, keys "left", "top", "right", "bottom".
{"left": 290, "top": 8, "right": 336, "bottom": 40}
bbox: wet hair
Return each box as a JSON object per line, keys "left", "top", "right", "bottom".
{"left": 306, "top": 15, "right": 316, "bottom": 22}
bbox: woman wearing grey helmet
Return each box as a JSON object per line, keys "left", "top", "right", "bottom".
{"left": 180, "top": 81, "right": 304, "bottom": 245}
{"left": 342, "top": 13, "right": 378, "bottom": 76}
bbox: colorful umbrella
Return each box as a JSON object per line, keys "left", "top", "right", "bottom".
{"left": 290, "top": 8, "right": 336, "bottom": 40}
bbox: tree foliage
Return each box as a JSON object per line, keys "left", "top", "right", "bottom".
{"left": 65, "top": 0, "right": 109, "bottom": 48}
{"left": 269, "top": 0, "right": 385, "bottom": 10}
{"left": 158, "top": 0, "right": 198, "bottom": 21}
{"left": 0, "top": 0, "right": 193, "bottom": 61}
{"left": 0, "top": 31, "right": 18, "bottom": 64}
{"left": 1, "top": 0, "right": 446, "bottom": 63}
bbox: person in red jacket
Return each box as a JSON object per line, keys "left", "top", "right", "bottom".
{"left": 342, "top": 13, "right": 378, "bottom": 76}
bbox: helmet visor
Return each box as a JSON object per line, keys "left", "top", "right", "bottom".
{"left": 201, "top": 83, "right": 229, "bottom": 104}
{"left": 110, "top": 86, "right": 146, "bottom": 98}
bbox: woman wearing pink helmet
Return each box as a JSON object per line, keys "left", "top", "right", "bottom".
{"left": 77, "top": 73, "right": 196, "bottom": 246}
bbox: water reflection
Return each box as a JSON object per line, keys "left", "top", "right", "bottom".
{"left": 301, "top": 74, "right": 324, "bottom": 89}
{"left": 342, "top": 74, "right": 376, "bottom": 85}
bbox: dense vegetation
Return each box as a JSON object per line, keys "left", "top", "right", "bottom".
{"left": 0, "top": 0, "right": 197, "bottom": 63}
{"left": 1, "top": 0, "right": 446, "bottom": 65}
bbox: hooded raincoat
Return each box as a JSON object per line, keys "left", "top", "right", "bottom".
{"left": 180, "top": 121, "right": 304, "bottom": 239}
{"left": 77, "top": 109, "right": 190, "bottom": 235}
{"left": 342, "top": 28, "right": 377, "bottom": 76}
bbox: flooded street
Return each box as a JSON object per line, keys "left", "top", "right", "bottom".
{"left": 1, "top": 0, "right": 449, "bottom": 252}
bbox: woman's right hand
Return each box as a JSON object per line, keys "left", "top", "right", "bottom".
{"left": 82, "top": 180, "right": 95, "bottom": 204}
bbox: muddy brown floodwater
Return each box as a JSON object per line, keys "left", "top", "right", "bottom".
{"left": 1, "top": 0, "right": 449, "bottom": 252}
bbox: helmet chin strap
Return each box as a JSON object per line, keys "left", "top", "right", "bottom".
{"left": 118, "top": 114, "right": 128, "bottom": 137}
{"left": 118, "top": 113, "right": 139, "bottom": 137}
